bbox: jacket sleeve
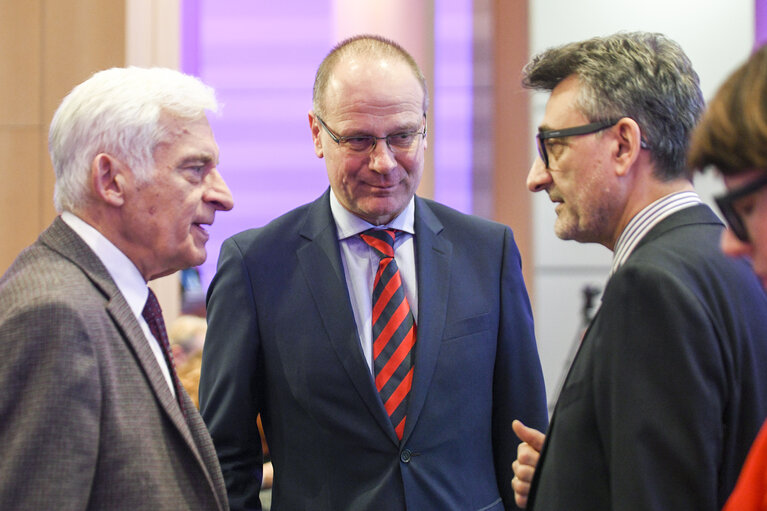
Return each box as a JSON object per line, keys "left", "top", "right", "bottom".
{"left": 594, "top": 263, "right": 726, "bottom": 511}
{"left": 494, "top": 226, "right": 549, "bottom": 510}
{"left": 200, "top": 237, "right": 265, "bottom": 511}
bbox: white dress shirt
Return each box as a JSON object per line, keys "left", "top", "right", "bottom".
{"left": 329, "top": 192, "right": 418, "bottom": 373}
{"left": 61, "top": 211, "right": 175, "bottom": 395}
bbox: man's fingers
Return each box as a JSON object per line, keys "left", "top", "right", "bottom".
{"left": 512, "top": 459, "right": 536, "bottom": 483}
{"left": 511, "top": 472, "right": 530, "bottom": 509}
{"left": 512, "top": 419, "right": 546, "bottom": 451}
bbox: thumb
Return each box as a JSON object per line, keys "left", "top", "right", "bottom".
{"left": 513, "top": 419, "right": 546, "bottom": 451}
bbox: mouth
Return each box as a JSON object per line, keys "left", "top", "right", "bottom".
{"left": 548, "top": 195, "right": 564, "bottom": 212}
{"left": 192, "top": 221, "right": 211, "bottom": 240}
{"left": 366, "top": 183, "right": 400, "bottom": 195}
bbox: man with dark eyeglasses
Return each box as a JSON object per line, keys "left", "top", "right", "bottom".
{"left": 689, "top": 43, "right": 767, "bottom": 511}
{"left": 511, "top": 32, "right": 767, "bottom": 511}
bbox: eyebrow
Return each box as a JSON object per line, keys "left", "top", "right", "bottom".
{"left": 344, "top": 121, "right": 423, "bottom": 138}
{"left": 178, "top": 153, "right": 217, "bottom": 166}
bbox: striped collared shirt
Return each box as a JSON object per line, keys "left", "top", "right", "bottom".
{"left": 610, "top": 191, "right": 702, "bottom": 276}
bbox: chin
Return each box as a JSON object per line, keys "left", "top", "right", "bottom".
{"left": 178, "top": 248, "right": 207, "bottom": 271}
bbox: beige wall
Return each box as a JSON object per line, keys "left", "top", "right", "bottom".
{"left": 0, "top": 0, "right": 125, "bottom": 272}
{"left": 332, "top": 0, "right": 436, "bottom": 199}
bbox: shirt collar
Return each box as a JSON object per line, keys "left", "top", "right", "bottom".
{"left": 610, "top": 191, "right": 701, "bottom": 276}
{"left": 61, "top": 211, "right": 149, "bottom": 317}
{"left": 329, "top": 191, "right": 415, "bottom": 240}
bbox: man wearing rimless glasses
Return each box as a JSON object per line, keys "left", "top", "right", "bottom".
{"left": 510, "top": 32, "right": 767, "bottom": 511}
{"left": 200, "top": 34, "right": 548, "bottom": 510}
{"left": 689, "top": 42, "right": 767, "bottom": 511}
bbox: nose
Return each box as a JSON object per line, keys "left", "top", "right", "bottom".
{"left": 204, "top": 168, "right": 234, "bottom": 211}
{"left": 527, "top": 157, "right": 552, "bottom": 192}
{"left": 368, "top": 141, "right": 398, "bottom": 175}
{"left": 720, "top": 227, "right": 751, "bottom": 259}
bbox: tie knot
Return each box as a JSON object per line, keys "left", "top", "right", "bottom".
{"left": 142, "top": 288, "right": 163, "bottom": 324}
{"left": 360, "top": 228, "right": 399, "bottom": 258}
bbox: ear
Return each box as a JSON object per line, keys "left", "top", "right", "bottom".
{"left": 612, "top": 117, "right": 643, "bottom": 177}
{"left": 308, "top": 111, "right": 324, "bottom": 159}
{"left": 91, "top": 153, "right": 128, "bottom": 207}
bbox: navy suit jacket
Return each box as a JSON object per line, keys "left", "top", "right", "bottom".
{"left": 528, "top": 205, "right": 767, "bottom": 511}
{"left": 200, "top": 190, "right": 548, "bottom": 510}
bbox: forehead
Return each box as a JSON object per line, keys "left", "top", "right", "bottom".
{"left": 541, "top": 75, "right": 589, "bottom": 129}
{"left": 155, "top": 114, "right": 218, "bottom": 158}
{"left": 322, "top": 56, "right": 424, "bottom": 122}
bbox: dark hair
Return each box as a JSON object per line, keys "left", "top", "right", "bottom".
{"left": 523, "top": 32, "right": 704, "bottom": 180}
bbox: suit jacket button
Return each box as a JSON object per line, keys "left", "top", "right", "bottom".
{"left": 400, "top": 449, "right": 412, "bottom": 463}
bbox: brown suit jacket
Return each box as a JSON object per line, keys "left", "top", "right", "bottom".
{"left": 0, "top": 217, "right": 228, "bottom": 510}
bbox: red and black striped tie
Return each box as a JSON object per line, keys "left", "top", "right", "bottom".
{"left": 360, "top": 228, "right": 416, "bottom": 440}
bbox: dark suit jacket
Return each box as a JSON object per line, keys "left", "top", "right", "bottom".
{"left": 528, "top": 205, "right": 767, "bottom": 511}
{"left": 200, "top": 190, "right": 548, "bottom": 510}
{"left": 0, "top": 218, "right": 228, "bottom": 510}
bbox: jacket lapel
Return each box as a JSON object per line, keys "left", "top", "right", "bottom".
{"left": 633, "top": 203, "right": 721, "bottom": 251}
{"left": 40, "top": 217, "right": 223, "bottom": 507}
{"left": 401, "top": 198, "right": 452, "bottom": 443}
{"left": 296, "top": 191, "right": 398, "bottom": 441}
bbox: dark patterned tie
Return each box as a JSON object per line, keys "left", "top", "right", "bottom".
{"left": 142, "top": 288, "right": 185, "bottom": 417}
{"left": 360, "top": 228, "right": 416, "bottom": 440}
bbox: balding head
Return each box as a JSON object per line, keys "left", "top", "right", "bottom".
{"left": 312, "top": 34, "right": 429, "bottom": 119}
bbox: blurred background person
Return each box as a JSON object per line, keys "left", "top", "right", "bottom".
{"left": 169, "top": 313, "right": 275, "bottom": 508}
{"left": 170, "top": 314, "right": 207, "bottom": 373}
{"left": 689, "top": 42, "right": 767, "bottom": 511}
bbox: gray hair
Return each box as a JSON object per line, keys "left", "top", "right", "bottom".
{"left": 522, "top": 32, "right": 704, "bottom": 180}
{"left": 312, "top": 34, "right": 429, "bottom": 119}
{"left": 49, "top": 66, "right": 219, "bottom": 213}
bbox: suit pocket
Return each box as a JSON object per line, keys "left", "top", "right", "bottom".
{"left": 442, "top": 312, "right": 492, "bottom": 343}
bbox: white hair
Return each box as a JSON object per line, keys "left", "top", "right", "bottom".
{"left": 49, "top": 66, "right": 219, "bottom": 213}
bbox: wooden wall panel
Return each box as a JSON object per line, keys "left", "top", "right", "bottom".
{"left": 0, "top": 0, "right": 41, "bottom": 124}
{"left": 491, "top": 0, "right": 533, "bottom": 293}
{"left": 42, "top": 0, "right": 126, "bottom": 133}
{"left": 0, "top": 0, "right": 125, "bottom": 275}
{"left": 0, "top": 128, "right": 42, "bottom": 270}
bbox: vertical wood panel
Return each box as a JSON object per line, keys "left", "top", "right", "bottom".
{"left": 0, "top": 0, "right": 125, "bottom": 275}
{"left": 491, "top": 0, "right": 533, "bottom": 296}
{"left": 0, "top": 128, "right": 42, "bottom": 270}
{"left": 42, "top": 0, "right": 126, "bottom": 127}
{"left": 0, "top": 0, "right": 41, "bottom": 124}
{"left": 0, "top": 1, "right": 42, "bottom": 270}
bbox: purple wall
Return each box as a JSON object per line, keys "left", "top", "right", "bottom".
{"left": 758, "top": 0, "right": 767, "bottom": 47}
{"left": 182, "top": 1, "right": 474, "bottom": 289}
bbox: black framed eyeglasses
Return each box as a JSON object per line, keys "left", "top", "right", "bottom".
{"left": 714, "top": 173, "right": 767, "bottom": 242}
{"left": 536, "top": 119, "right": 620, "bottom": 169}
{"left": 316, "top": 115, "right": 427, "bottom": 154}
